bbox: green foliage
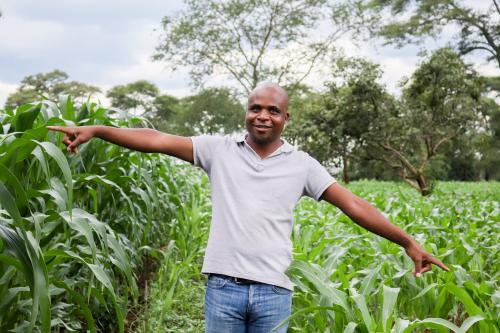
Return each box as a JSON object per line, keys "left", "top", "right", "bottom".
{"left": 483, "top": 75, "right": 500, "bottom": 95}
{"left": 5, "top": 70, "right": 101, "bottom": 108}
{"left": 133, "top": 179, "right": 211, "bottom": 332}
{"left": 154, "top": 0, "right": 337, "bottom": 94}
{"left": 285, "top": 58, "right": 400, "bottom": 183}
{"left": 105, "top": 82, "right": 243, "bottom": 136}
{"left": 351, "top": 0, "right": 500, "bottom": 68}
{"left": 107, "top": 80, "right": 160, "bottom": 115}
{"left": 292, "top": 50, "right": 492, "bottom": 194}
{"left": 284, "top": 85, "right": 337, "bottom": 166}
{"left": 379, "top": 47, "right": 484, "bottom": 192}
{"left": 0, "top": 98, "right": 204, "bottom": 332}
{"left": 286, "top": 181, "right": 500, "bottom": 332}
{"left": 172, "top": 87, "right": 244, "bottom": 136}
{"left": 475, "top": 100, "right": 500, "bottom": 180}
{"left": 133, "top": 180, "right": 500, "bottom": 332}
{"left": 152, "top": 94, "right": 182, "bottom": 125}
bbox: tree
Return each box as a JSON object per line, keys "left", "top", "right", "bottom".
{"left": 154, "top": 0, "right": 344, "bottom": 95}
{"left": 483, "top": 75, "right": 500, "bottom": 96}
{"left": 152, "top": 94, "right": 181, "bottom": 123}
{"left": 285, "top": 59, "right": 398, "bottom": 183}
{"left": 5, "top": 70, "right": 101, "bottom": 108}
{"left": 283, "top": 86, "right": 340, "bottom": 166}
{"left": 348, "top": 0, "right": 500, "bottom": 68}
{"left": 364, "top": 48, "right": 484, "bottom": 194}
{"left": 298, "top": 50, "right": 486, "bottom": 194}
{"left": 474, "top": 98, "right": 500, "bottom": 180}
{"left": 172, "top": 87, "right": 244, "bottom": 135}
{"left": 107, "top": 80, "right": 160, "bottom": 115}
{"left": 282, "top": 84, "right": 322, "bottom": 146}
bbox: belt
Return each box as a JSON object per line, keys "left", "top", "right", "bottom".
{"left": 209, "top": 273, "right": 259, "bottom": 285}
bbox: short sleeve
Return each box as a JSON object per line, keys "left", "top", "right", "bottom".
{"left": 191, "top": 135, "right": 225, "bottom": 173}
{"left": 303, "top": 155, "right": 336, "bottom": 201}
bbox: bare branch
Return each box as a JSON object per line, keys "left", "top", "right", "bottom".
{"left": 493, "top": 0, "right": 500, "bottom": 15}
{"left": 432, "top": 134, "right": 456, "bottom": 155}
{"left": 380, "top": 141, "right": 419, "bottom": 176}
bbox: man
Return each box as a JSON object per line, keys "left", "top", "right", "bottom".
{"left": 48, "top": 83, "right": 449, "bottom": 333}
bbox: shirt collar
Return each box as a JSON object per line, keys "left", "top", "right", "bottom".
{"left": 235, "top": 134, "right": 294, "bottom": 153}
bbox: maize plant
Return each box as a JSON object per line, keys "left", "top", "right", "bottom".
{"left": 285, "top": 181, "right": 500, "bottom": 332}
{"left": 0, "top": 97, "right": 204, "bottom": 332}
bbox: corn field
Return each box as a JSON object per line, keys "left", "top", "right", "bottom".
{"left": 1, "top": 99, "right": 499, "bottom": 332}
{"left": 286, "top": 181, "right": 499, "bottom": 332}
{"left": 140, "top": 181, "right": 499, "bottom": 333}
{"left": 0, "top": 97, "right": 206, "bottom": 332}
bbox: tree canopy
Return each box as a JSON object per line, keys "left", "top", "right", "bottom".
{"left": 154, "top": 0, "right": 343, "bottom": 95}
{"left": 289, "top": 49, "right": 491, "bottom": 193}
{"left": 107, "top": 80, "right": 160, "bottom": 115}
{"left": 5, "top": 70, "right": 101, "bottom": 108}
{"left": 171, "top": 87, "right": 244, "bottom": 136}
{"left": 349, "top": 0, "right": 500, "bottom": 68}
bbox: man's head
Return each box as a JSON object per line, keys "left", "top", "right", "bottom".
{"left": 246, "top": 82, "right": 289, "bottom": 146}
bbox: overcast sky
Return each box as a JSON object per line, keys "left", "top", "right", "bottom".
{"left": 1, "top": 0, "right": 498, "bottom": 106}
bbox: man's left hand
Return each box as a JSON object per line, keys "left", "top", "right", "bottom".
{"left": 405, "top": 241, "right": 450, "bottom": 277}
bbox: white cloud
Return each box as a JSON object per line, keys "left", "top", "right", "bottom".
{"left": 0, "top": 15, "right": 65, "bottom": 52}
{"left": 0, "top": 81, "right": 19, "bottom": 107}
{"left": 0, "top": 0, "right": 191, "bottom": 106}
{"left": 104, "top": 53, "right": 192, "bottom": 96}
{"left": 0, "top": 0, "right": 498, "bottom": 109}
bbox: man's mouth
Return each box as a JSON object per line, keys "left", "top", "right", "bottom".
{"left": 255, "top": 125, "right": 271, "bottom": 129}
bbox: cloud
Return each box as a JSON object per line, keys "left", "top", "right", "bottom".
{"left": 0, "top": 81, "right": 18, "bottom": 106}
{"left": 1, "top": 0, "right": 498, "bottom": 108}
{"left": 103, "top": 52, "right": 192, "bottom": 96}
{"left": 0, "top": 0, "right": 187, "bottom": 106}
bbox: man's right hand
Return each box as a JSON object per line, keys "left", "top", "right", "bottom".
{"left": 48, "top": 126, "right": 95, "bottom": 154}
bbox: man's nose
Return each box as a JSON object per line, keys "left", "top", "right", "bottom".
{"left": 257, "top": 109, "right": 271, "bottom": 120}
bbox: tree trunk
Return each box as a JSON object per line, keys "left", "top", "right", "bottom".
{"left": 342, "top": 154, "right": 350, "bottom": 184}
{"left": 403, "top": 172, "right": 430, "bottom": 196}
{"left": 415, "top": 173, "right": 430, "bottom": 196}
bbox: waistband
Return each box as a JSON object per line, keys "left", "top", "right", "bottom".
{"left": 209, "top": 273, "right": 260, "bottom": 285}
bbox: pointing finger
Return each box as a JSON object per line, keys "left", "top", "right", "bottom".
{"left": 428, "top": 256, "right": 449, "bottom": 272}
{"left": 47, "top": 126, "right": 74, "bottom": 135}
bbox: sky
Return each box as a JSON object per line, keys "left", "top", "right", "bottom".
{"left": 0, "top": 0, "right": 498, "bottom": 107}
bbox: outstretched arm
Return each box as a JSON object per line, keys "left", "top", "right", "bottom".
{"left": 47, "top": 125, "right": 193, "bottom": 163}
{"left": 321, "top": 183, "right": 449, "bottom": 277}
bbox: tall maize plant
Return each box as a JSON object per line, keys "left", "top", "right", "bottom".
{"left": 0, "top": 96, "right": 203, "bottom": 332}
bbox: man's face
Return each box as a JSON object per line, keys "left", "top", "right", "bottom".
{"left": 246, "top": 86, "right": 289, "bottom": 146}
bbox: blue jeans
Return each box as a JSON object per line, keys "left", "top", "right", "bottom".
{"left": 205, "top": 274, "right": 292, "bottom": 333}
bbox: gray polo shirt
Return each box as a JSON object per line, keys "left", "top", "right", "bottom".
{"left": 191, "top": 134, "right": 335, "bottom": 290}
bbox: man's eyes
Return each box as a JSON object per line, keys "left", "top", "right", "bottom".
{"left": 249, "top": 106, "right": 280, "bottom": 114}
